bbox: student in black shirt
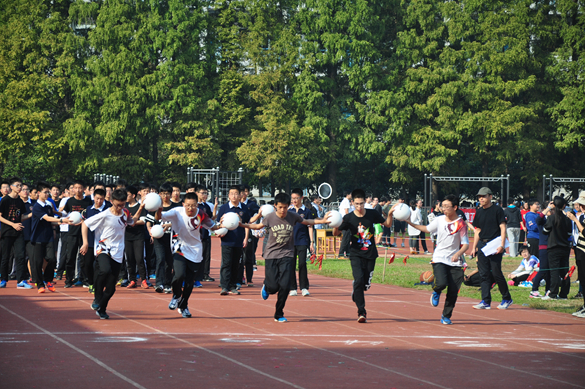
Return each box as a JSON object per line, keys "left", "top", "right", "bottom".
{"left": 125, "top": 185, "right": 148, "bottom": 289}
{"left": 471, "top": 187, "right": 512, "bottom": 310}
{"left": 62, "top": 180, "right": 93, "bottom": 288}
{"left": 333, "top": 189, "right": 396, "bottom": 323}
{"left": 196, "top": 185, "right": 214, "bottom": 282}
{"left": 0, "top": 177, "right": 33, "bottom": 289}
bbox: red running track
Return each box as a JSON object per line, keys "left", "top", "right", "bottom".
{"left": 0, "top": 238, "right": 584, "bottom": 389}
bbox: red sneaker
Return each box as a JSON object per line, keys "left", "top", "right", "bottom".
{"left": 46, "top": 282, "right": 56, "bottom": 292}
{"left": 141, "top": 280, "right": 149, "bottom": 289}
{"left": 126, "top": 280, "right": 137, "bottom": 289}
{"left": 38, "top": 287, "right": 46, "bottom": 294}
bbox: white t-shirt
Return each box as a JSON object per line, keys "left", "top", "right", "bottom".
{"left": 408, "top": 208, "right": 422, "bottom": 236}
{"left": 161, "top": 207, "right": 215, "bottom": 263}
{"left": 59, "top": 197, "right": 69, "bottom": 232}
{"left": 84, "top": 208, "right": 135, "bottom": 263}
{"left": 339, "top": 198, "right": 353, "bottom": 215}
{"left": 426, "top": 215, "right": 469, "bottom": 267}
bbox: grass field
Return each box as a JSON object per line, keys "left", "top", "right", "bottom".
{"left": 261, "top": 250, "right": 582, "bottom": 315}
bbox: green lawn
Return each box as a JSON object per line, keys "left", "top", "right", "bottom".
{"left": 261, "top": 252, "right": 582, "bottom": 315}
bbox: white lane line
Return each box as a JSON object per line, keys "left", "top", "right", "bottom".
{"left": 0, "top": 303, "right": 147, "bottom": 389}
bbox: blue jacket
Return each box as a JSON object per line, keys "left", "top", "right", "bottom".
{"left": 524, "top": 212, "right": 540, "bottom": 240}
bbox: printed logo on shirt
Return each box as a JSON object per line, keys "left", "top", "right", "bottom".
{"left": 355, "top": 223, "right": 373, "bottom": 250}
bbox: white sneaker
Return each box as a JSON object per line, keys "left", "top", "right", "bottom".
{"left": 301, "top": 288, "right": 310, "bottom": 297}
{"left": 289, "top": 290, "right": 297, "bottom": 296}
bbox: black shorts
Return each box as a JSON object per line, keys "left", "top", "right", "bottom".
{"left": 393, "top": 220, "right": 406, "bottom": 233}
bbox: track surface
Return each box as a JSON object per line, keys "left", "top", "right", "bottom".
{"left": 1, "top": 239, "right": 584, "bottom": 389}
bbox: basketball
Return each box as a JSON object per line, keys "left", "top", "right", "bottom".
{"left": 222, "top": 212, "right": 240, "bottom": 230}
{"left": 327, "top": 210, "right": 343, "bottom": 228}
{"left": 260, "top": 204, "right": 275, "bottom": 216}
{"left": 420, "top": 270, "right": 434, "bottom": 283}
{"left": 150, "top": 224, "right": 164, "bottom": 239}
{"left": 215, "top": 227, "right": 228, "bottom": 237}
{"left": 68, "top": 211, "right": 82, "bottom": 224}
{"left": 143, "top": 193, "right": 162, "bottom": 212}
{"left": 393, "top": 203, "right": 411, "bottom": 221}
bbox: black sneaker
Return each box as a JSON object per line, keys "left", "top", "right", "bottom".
{"left": 220, "top": 288, "right": 229, "bottom": 295}
{"left": 96, "top": 311, "right": 109, "bottom": 319}
{"left": 91, "top": 300, "right": 100, "bottom": 311}
{"left": 155, "top": 285, "right": 164, "bottom": 293}
{"left": 64, "top": 283, "right": 73, "bottom": 288}
{"left": 203, "top": 276, "right": 215, "bottom": 282}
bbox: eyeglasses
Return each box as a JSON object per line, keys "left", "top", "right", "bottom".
{"left": 184, "top": 204, "right": 198, "bottom": 209}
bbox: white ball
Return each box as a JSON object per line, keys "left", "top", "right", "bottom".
{"left": 143, "top": 193, "right": 162, "bottom": 212}
{"left": 150, "top": 224, "right": 164, "bottom": 239}
{"left": 69, "top": 211, "right": 82, "bottom": 224}
{"left": 215, "top": 227, "right": 228, "bottom": 237}
{"left": 328, "top": 210, "right": 343, "bottom": 228}
{"left": 260, "top": 204, "right": 275, "bottom": 216}
{"left": 222, "top": 213, "right": 240, "bottom": 230}
{"left": 393, "top": 203, "right": 411, "bottom": 221}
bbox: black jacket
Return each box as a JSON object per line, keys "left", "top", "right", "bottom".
{"left": 503, "top": 206, "right": 522, "bottom": 228}
{"left": 543, "top": 212, "right": 573, "bottom": 249}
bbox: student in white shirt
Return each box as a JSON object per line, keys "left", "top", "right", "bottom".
{"left": 80, "top": 189, "right": 145, "bottom": 319}
{"left": 406, "top": 195, "right": 469, "bottom": 325}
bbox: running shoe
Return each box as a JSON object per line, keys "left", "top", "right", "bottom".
{"left": 96, "top": 311, "right": 109, "bottom": 320}
{"left": 45, "top": 282, "right": 56, "bottom": 292}
{"left": 0, "top": 280, "right": 6, "bottom": 288}
{"left": 472, "top": 300, "right": 491, "bottom": 310}
{"left": 64, "top": 282, "right": 73, "bottom": 288}
{"left": 229, "top": 289, "right": 240, "bottom": 295}
{"left": 274, "top": 317, "right": 288, "bottom": 323}
{"left": 203, "top": 276, "right": 215, "bottom": 282}
{"left": 289, "top": 290, "right": 297, "bottom": 296}
{"left": 17, "top": 280, "right": 33, "bottom": 289}
{"left": 155, "top": 285, "right": 164, "bottom": 293}
{"left": 91, "top": 300, "right": 99, "bottom": 311}
{"left": 430, "top": 291, "right": 441, "bottom": 307}
{"left": 302, "top": 288, "right": 310, "bottom": 297}
{"left": 529, "top": 291, "right": 542, "bottom": 298}
{"left": 518, "top": 281, "right": 532, "bottom": 288}
{"left": 163, "top": 287, "right": 172, "bottom": 294}
{"left": 149, "top": 274, "right": 156, "bottom": 280}
{"left": 574, "top": 292, "right": 583, "bottom": 299}
{"left": 141, "top": 280, "right": 149, "bottom": 289}
{"left": 120, "top": 280, "right": 129, "bottom": 287}
{"left": 572, "top": 305, "right": 585, "bottom": 317}
{"left": 220, "top": 288, "right": 229, "bottom": 296}
{"left": 261, "top": 285, "right": 269, "bottom": 300}
{"left": 440, "top": 315, "right": 452, "bottom": 325}
{"left": 88, "top": 285, "right": 95, "bottom": 294}
{"left": 116, "top": 279, "right": 123, "bottom": 286}
{"left": 126, "top": 281, "right": 137, "bottom": 289}
{"left": 178, "top": 307, "right": 192, "bottom": 318}
{"left": 497, "top": 300, "right": 513, "bottom": 310}
{"left": 194, "top": 281, "right": 202, "bottom": 288}
{"left": 83, "top": 282, "right": 90, "bottom": 288}
{"left": 357, "top": 315, "right": 367, "bottom": 323}
{"left": 74, "top": 280, "right": 83, "bottom": 287}
{"left": 236, "top": 283, "right": 242, "bottom": 290}
{"left": 168, "top": 296, "right": 180, "bottom": 310}
{"left": 247, "top": 283, "right": 254, "bottom": 287}
{"left": 575, "top": 311, "right": 585, "bottom": 318}
{"left": 37, "top": 287, "right": 46, "bottom": 294}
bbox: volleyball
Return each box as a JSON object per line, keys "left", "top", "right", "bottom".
{"left": 222, "top": 213, "right": 240, "bottom": 230}
{"left": 150, "top": 224, "right": 164, "bottom": 239}
{"left": 69, "top": 211, "right": 82, "bottom": 224}
{"left": 143, "top": 193, "right": 162, "bottom": 212}
{"left": 393, "top": 203, "right": 411, "bottom": 221}
{"left": 260, "top": 204, "right": 275, "bottom": 216}
{"left": 327, "top": 210, "right": 343, "bottom": 228}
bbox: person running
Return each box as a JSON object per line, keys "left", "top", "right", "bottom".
{"left": 0, "top": 177, "right": 33, "bottom": 289}
{"left": 81, "top": 188, "right": 110, "bottom": 295}
{"left": 332, "top": 189, "right": 395, "bottom": 323}
{"left": 240, "top": 192, "right": 331, "bottom": 322}
{"left": 406, "top": 194, "right": 469, "bottom": 324}
{"left": 155, "top": 192, "right": 222, "bottom": 318}
{"left": 80, "top": 189, "right": 145, "bottom": 319}
{"left": 470, "top": 187, "right": 513, "bottom": 310}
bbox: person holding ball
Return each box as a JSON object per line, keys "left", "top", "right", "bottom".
{"left": 332, "top": 189, "right": 395, "bottom": 323}
{"left": 406, "top": 195, "right": 469, "bottom": 324}
{"left": 239, "top": 193, "right": 331, "bottom": 322}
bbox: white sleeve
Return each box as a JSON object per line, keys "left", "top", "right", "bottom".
{"left": 427, "top": 218, "right": 439, "bottom": 234}
{"left": 84, "top": 211, "right": 105, "bottom": 232}
{"left": 161, "top": 208, "right": 179, "bottom": 224}
{"left": 459, "top": 223, "right": 469, "bottom": 245}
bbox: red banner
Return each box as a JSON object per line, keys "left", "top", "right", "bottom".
{"left": 460, "top": 208, "right": 476, "bottom": 223}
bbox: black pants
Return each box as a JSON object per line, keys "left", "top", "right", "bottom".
{"left": 94, "top": 254, "right": 121, "bottom": 314}
{"left": 63, "top": 234, "right": 83, "bottom": 284}
{"left": 527, "top": 238, "right": 539, "bottom": 257}
{"left": 84, "top": 249, "right": 96, "bottom": 286}
{"left": 125, "top": 239, "right": 146, "bottom": 282}
{"left": 145, "top": 238, "right": 155, "bottom": 276}
{"left": 349, "top": 255, "right": 376, "bottom": 317}
{"left": 220, "top": 246, "right": 242, "bottom": 290}
{"left": 32, "top": 241, "right": 55, "bottom": 288}
{"left": 432, "top": 263, "right": 464, "bottom": 319}
{"left": 548, "top": 246, "right": 571, "bottom": 298}
{"left": 290, "top": 245, "right": 309, "bottom": 290}
{"left": 1, "top": 234, "right": 26, "bottom": 282}
{"left": 56, "top": 231, "right": 68, "bottom": 277}
{"left": 171, "top": 254, "right": 201, "bottom": 310}
{"left": 575, "top": 248, "right": 585, "bottom": 304}
{"left": 153, "top": 236, "right": 173, "bottom": 288}
{"left": 418, "top": 232, "right": 428, "bottom": 252}
{"left": 200, "top": 239, "right": 211, "bottom": 279}
{"left": 531, "top": 248, "right": 550, "bottom": 293}
{"left": 339, "top": 229, "right": 351, "bottom": 256}
{"left": 477, "top": 244, "right": 511, "bottom": 305}
{"left": 242, "top": 236, "right": 258, "bottom": 284}
{"left": 264, "top": 257, "right": 294, "bottom": 319}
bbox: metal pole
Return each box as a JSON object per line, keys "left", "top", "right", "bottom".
{"left": 542, "top": 175, "right": 545, "bottom": 203}
{"left": 500, "top": 175, "right": 504, "bottom": 205}
{"left": 506, "top": 174, "right": 510, "bottom": 204}
{"left": 424, "top": 174, "right": 427, "bottom": 206}
{"left": 549, "top": 174, "right": 553, "bottom": 201}
{"left": 429, "top": 174, "right": 433, "bottom": 207}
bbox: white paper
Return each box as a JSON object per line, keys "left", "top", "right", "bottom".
{"left": 481, "top": 237, "right": 509, "bottom": 256}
